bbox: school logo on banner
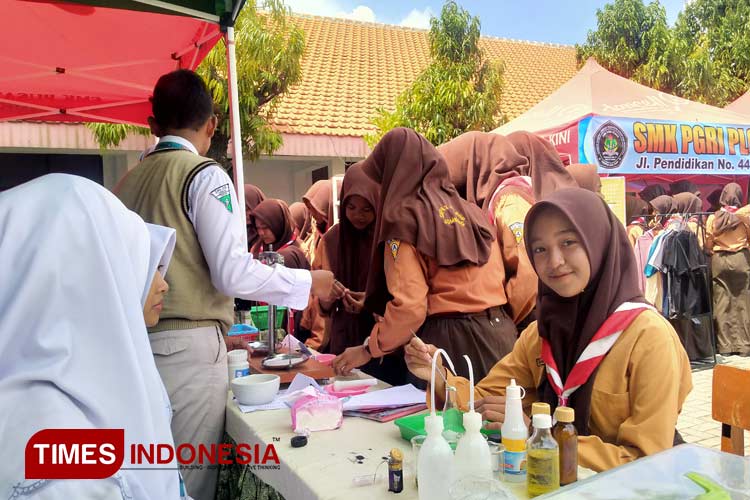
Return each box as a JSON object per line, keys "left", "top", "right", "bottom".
{"left": 593, "top": 121, "right": 628, "bottom": 169}
{"left": 210, "top": 184, "right": 233, "bottom": 213}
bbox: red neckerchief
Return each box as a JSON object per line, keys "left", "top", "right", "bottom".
{"left": 722, "top": 206, "right": 739, "bottom": 214}
{"left": 540, "top": 302, "right": 653, "bottom": 406}
{"left": 630, "top": 217, "right": 646, "bottom": 226}
{"left": 487, "top": 176, "right": 532, "bottom": 224}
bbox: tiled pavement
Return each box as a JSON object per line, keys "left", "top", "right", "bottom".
{"left": 677, "top": 355, "right": 750, "bottom": 455}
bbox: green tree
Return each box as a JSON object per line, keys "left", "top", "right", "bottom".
{"left": 577, "top": 0, "right": 750, "bottom": 106}
{"left": 87, "top": 0, "right": 304, "bottom": 169}
{"left": 576, "top": 0, "right": 673, "bottom": 89}
{"left": 366, "top": 0, "right": 504, "bottom": 146}
{"left": 668, "top": 0, "right": 749, "bottom": 105}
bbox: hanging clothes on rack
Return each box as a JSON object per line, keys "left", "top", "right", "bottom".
{"left": 637, "top": 213, "right": 715, "bottom": 362}
{"left": 661, "top": 226, "right": 715, "bottom": 361}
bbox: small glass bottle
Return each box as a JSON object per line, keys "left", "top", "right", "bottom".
{"left": 527, "top": 414, "right": 559, "bottom": 498}
{"left": 388, "top": 448, "right": 404, "bottom": 493}
{"left": 553, "top": 406, "right": 578, "bottom": 486}
{"left": 530, "top": 402, "right": 551, "bottom": 435}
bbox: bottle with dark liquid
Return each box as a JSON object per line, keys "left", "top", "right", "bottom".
{"left": 552, "top": 406, "right": 578, "bottom": 486}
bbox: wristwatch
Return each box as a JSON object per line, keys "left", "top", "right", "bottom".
{"left": 362, "top": 336, "right": 372, "bottom": 356}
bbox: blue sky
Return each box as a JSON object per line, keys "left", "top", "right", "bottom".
{"left": 283, "top": 0, "right": 690, "bottom": 45}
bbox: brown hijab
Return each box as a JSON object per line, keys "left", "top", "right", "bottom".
{"left": 672, "top": 192, "right": 703, "bottom": 215}
{"left": 713, "top": 183, "right": 744, "bottom": 235}
{"left": 250, "top": 199, "right": 309, "bottom": 270}
{"left": 566, "top": 163, "right": 602, "bottom": 194}
{"left": 303, "top": 180, "right": 337, "bottom": 234}
{"left": 524, "top": 188, "right": 646, "bottom": 435}
{"left": 437, "top": 131, "right": 528, "bottom": 208}
{"left": 361, "top": 127, "right": 496, "bottom": 315}
{"left": 626, "top": 195, "right": 650, "bottom": 229}
{"left": 289, "top": 202, "right": 312, "bottom": 240}
{"left": 505, "top": 131, "right": 578, "bottom": 200}
{"left": 244, "top": 184, "right": 266, "bottom": 251}
{"left": 639, "top": 184, "right": 668, "bottom": 203}
{"left": 323, "top": 163, "right": 380, "bottom": 354}
{"left": 649, "top": 195, "right": 675, "bottom": 216}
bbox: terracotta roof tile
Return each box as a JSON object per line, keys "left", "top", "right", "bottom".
{"left": 269, "top": 14, "right": 577, "bottom": 137}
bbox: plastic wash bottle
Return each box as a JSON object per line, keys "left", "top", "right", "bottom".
{"left": 453, "top": 355, "right": 492, "bottom": 480}
{"left": 417, "top": 349, "right": 457, "bottom": 500}
{"left": 501, "top": 379, "right": 527, "bottom": 482}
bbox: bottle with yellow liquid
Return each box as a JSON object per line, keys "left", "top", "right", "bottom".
{"left": 527, "top": 413, "right": 559, "bottom": 497}
{"left": 501, "top": 379, "right": 527, "bottom": 482}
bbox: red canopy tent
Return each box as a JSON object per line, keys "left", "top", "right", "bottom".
{"left": 1, "top": 1, "right": 221, "bottom": 125}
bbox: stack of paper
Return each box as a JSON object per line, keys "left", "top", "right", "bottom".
{"left": 342, "top": 384, "right": 427, "bottom": 422}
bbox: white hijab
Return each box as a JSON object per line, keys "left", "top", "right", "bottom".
{"left": 0, "top": 174, "right": 181, "bottom": 499}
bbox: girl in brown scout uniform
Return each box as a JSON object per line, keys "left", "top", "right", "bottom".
{"left": 438, "top": 131, "right": 577, "bottom": 329}
{"left": 289, "top": 202, "right": 312, "bottom": 254}
{"left": 625, "top": 195, "right": 650, "bottom": 246}
{"left": 332, "top": 127, "right": 515, "bottom": 381}
{"left": 243, "top": 184, "right": 266, "bottom": 251}
{"left": 316, "top": 163, "right": 407, "bottom": 385}
{"left": 300, "top": 179, "right": 340, "bottom": 349}
{"left": 406, "top": 187, "right": 692, "bottom": 472}
{"left": 249, "top": 199, "right": 311, "bottom": 338}
{"left": 249, "top": 199, "right": 310, "bottom": 271}
{"left": 705, "top": 183, "right": 750, "bottom": 355}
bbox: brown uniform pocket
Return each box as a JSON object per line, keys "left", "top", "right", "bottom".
{"left": 590, "top": 389, "right": 631, "bottom": 442}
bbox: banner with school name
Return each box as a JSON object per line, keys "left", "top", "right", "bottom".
{"left": 582, "top": 116, "right": 750, "bottom": 175}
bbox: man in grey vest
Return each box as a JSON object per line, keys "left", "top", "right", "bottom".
{"left": 117, "top": 70, "right": 338, "bottom": 500}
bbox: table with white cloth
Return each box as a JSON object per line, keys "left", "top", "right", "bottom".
{"left": 225, "top": 392, "right": 536, "bottom": 499}
{"left": 223, "top": 373, "right": 596, "bottom": 500}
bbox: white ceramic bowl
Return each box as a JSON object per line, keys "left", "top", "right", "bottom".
{"left": 231, "top": 374, "right": 280, "bottom": 405}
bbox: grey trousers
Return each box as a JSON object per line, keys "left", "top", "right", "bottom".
{"left": 150, "top": 326, "right": 228, "bottom": 500}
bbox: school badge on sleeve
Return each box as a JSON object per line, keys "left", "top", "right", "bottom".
{"left": 509, "top": 222, "right": 524, "bottom": 244}
{"left": 387, "top": 239, "right": 400, "bottom": 260}
{"left": 210, "top": 184, "right": 233, "bottom": 213}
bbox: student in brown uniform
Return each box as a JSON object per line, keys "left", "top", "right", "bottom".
{"left": 437, "top": 132, "right": 535, "bottom": 327}
{"left": 649, "top": 194, "right": 676, "bottom": 229}
{"left": 405, "top": 187, "right": 692, "bottom": 472}
{"left": 332, "top": 127, "right": 514, "bottom": 381}
{"left": 705, "top": 183, "right": 750, "bottom": 355}
{"left": 625, "top": 195, "right": 650, "bottom": 246}
{"left": 500, "top": 131, "right": 578, "bottom": 326}
{"left": 672, "top": 191, "right": 705, "bottom": 244}
{"left": 316, "top": 164, "right": 408, "bottom": 385}
{"left": 300, "top": 179, "right": 339, "bottom": 349}
{"left": 566, "top": 163, "right": 603, "bottom": 196}
{"left": 249, "top": 199, "right": 310, "bottom": 271}
{"left": 244, "top": 184, "right": 266, "bottom": 251}
{"left": 249, "top": 199, "right": 311, "bottom": 338}
{"left": 439, "top": 131, "right": 577, "bottom": 327}
{"left": 289, "top": 202, "right": 312, "bottom": 248}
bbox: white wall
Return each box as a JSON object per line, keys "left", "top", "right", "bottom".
{"left": 246, "top": 156, "right": 338, "bottom": 204}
